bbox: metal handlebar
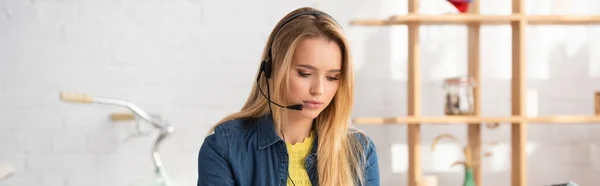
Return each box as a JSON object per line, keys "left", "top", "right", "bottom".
{"left": 60, "top": 92, "right": 175, "bottom": 176}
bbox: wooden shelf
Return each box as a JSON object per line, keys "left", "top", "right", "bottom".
{"left": 527, "top": 115, "right": 600, "bottom": 123}
{"left": 352, "top": 115, "right": 600, "bottom": 124}
{"left": 528, "top": 15, "right": 600, "bottom": 25}
{"left": 349, "top": 1, "right": 599, "bottom": 185}
{"left": 349, "top": 14, "right": 600, "bottom": 25}
{"left": 350, "top": 14, "right": 520, "bottom": 25}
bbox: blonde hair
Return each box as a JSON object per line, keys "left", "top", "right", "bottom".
{"left": 208, "top": 7, "right": 367, "bottom": 186}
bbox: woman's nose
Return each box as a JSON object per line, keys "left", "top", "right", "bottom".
{"left": 310, "top": 78, "right": 324, "bottom": 96}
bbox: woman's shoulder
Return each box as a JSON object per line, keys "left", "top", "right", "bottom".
{"left": 211, "top": 117, "right": 257, "bottom": 136}
{"left": 349, "top": 128, "right": 372, "bottom": 141}
{"left": 348, "top": 128, "right": 376, "bottom": 151}
{"left": 202, "top": 117, "right": 259, "bottom": 154}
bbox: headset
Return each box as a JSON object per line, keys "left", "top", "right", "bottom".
{"left": 256, "top": 10, "right": 341, "bottom": 111}
{"left": 255, "top": 9, "right": 341, "bottom": 186}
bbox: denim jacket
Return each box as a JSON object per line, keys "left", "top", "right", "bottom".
{"left": 197, "top": 114, "right": 380, "bottom": 186}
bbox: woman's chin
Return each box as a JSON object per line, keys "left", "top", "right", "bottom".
{"left": 297, "top": 110, "right": 321, "bottom": 120}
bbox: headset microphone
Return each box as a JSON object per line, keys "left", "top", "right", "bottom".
{"left": 256, "top": 61, "right": 303, "bottom": 111}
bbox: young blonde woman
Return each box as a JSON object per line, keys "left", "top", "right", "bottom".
{"left": 197, "top": 7, "right": 380, "bottom": 186}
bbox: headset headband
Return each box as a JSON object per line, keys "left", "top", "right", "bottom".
{"left": 265, "top": 10, "right": 341, "bottom": 63}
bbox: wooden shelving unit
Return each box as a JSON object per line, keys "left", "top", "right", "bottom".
{"left": 350, "top": 14, "right": 600, "bottom": 25}
{"left": 348, "top": 0, "right": 600, "bottom": 186}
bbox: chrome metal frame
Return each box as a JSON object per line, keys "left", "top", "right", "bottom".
{"left": 60, "top": 92, "right": 174, "bottom": 186}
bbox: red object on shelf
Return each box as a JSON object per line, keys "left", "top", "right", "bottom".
{"left": 448, "top": 0, "right": 471, "bottom": 13}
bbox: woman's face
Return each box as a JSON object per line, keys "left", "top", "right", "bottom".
{"left": 286, "top": 37, "right": 342, "bottom": 120}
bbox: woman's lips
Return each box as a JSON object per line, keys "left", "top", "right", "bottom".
{"left": 303, "top": 100, "right": 323, "bottom": 109}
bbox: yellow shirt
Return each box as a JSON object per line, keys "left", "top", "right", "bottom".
{"left": 286, "top": 131, "right": 314, "bottom": 186}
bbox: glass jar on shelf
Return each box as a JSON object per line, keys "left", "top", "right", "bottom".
{"left": 443, "top": 76, "right": 477, "bottom": 115}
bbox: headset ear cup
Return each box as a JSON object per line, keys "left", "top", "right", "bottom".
{"left": 258, "top": 61, "right": 265, "bottom": 81}
{"left": 260, "top": 60, "right": 266, "bottom": 72}
{"left": 264, "top": 60, "right": 272, "bottom": 79}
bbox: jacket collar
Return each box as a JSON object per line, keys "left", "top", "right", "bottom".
{"left": 256, "top": 114, "right": 281, "bottom": 149}
{"left": 256, "top": 114, "right": 319, "bottom": 152}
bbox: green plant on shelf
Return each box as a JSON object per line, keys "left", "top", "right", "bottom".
{"left": 431, "top": 133, "right": 498, "bottom": 186}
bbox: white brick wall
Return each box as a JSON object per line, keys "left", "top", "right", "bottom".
{"left": 0, "top": 0, "right": 599, "bottom": 185}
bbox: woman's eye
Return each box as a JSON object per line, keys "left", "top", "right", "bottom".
{"left": 298, "top": 72, "right": 311, "bottom": 77}
{"left": 327, "top": 76, "right": 340, "bottom": 81}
